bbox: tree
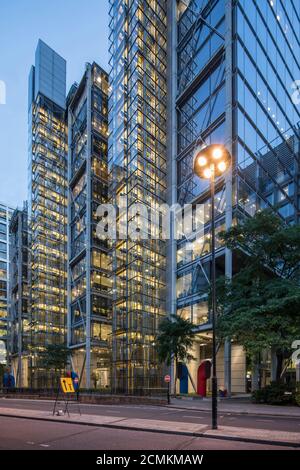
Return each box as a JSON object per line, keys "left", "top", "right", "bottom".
{"left": 216, "top": 209, "right": 300, "bottom": 381}
{"left": 40, "top": 344, "right": 70, "bottom": 387}
{"left": 156, "top": 314, "right": 196, "bottom": 394}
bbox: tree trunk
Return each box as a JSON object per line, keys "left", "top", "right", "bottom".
{"left": 251, "top": 355, "right": 260, "bottom": 392}
{"left": 174, "top": 358, "right": 178, "bottom": 397}
{"left": 276, "top": 351, "right": 284, "bottom": 382}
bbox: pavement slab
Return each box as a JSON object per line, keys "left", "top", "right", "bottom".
{"left": 115, "top": 418, "right": 208, "bottom": 434}
{"left": 170, "top": 398, "right": 300, "bottom": 418}
{"left": 0, "top": 406, "right": 299, "bottom": 447}
{"left": 205, "top": 425, "right": 300, "bottom": 445}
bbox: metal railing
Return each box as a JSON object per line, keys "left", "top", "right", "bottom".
{"left": 0, "top": 387, "right": 168, "bottom": 399}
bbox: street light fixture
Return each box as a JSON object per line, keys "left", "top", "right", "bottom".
{"left": 193, "top": 143, "right": 231, "bottom": 430}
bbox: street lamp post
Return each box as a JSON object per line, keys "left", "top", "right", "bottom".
{"left": 193, "top": 144, "right": 231, "bottom": 430}
{"left": 210, "top": 162, "right": 218, "bottom": 430}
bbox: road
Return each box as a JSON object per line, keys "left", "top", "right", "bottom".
{"left": 0, "top": 398, "right": 299, "bottom": 433}
{"left": 0, "top": 416, "right": 295, "bottom": 450}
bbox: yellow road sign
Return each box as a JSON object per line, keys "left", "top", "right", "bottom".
{"left": 60, "top": 377, "right": 75, "bottom": 393}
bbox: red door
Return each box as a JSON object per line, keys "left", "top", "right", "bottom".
{"left": 197, "top": 360, "right": 211, "bottom": 396}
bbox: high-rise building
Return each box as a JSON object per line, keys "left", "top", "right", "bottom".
{"left": 172, "top": 0, "right": 300, "bottom": 393}
{"left": 12, "top": 1, "right": 298, "bottom": 394}
{"left": 67, "top": 62, "right": 111, "bottom": 389}
{"left": 108, "top": 0, "right": 168, "bottom": 393}
{"left": 0, "top": 202, "right": 14, "bottom": 364}
{"left": 109, "top": 0, "right": 300, "bottom": 394}
{"left": 28, "top": 40, "right": 67, "bottom": 386}
{"left": 9, "top": 202, "right": 30, "bottom": 387}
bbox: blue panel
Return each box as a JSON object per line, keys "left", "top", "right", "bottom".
{"left": 180, "top": 364, "right": 189, "bottom": 394}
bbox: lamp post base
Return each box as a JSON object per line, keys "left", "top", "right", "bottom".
{"left": 212, "top": 376, "right": 218, "bottom": 429}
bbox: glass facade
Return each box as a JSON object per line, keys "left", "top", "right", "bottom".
{"left": 176, "top": 0, "right": 226, "bottom": 333}
{"left": 9, "top": 203, "right": 29, "bottom": 387}
{"left": 235, "top": 0, "right": 300, "bottom": 224}
{"left": 109, "top": 0, "right": 167, "bottom": 393}
{"left": 174, "top": 0, "right": 300, "bottom": 393}
{"left": 68, "top": 63, "right": 111, "bottom": 389}
{"left": 0, "top": 203, "right": 14, "bottom": 364}
{"left": 28, "top": 40, "right": 67, "bottom": 387}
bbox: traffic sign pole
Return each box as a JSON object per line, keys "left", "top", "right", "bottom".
{"left": 164, "top": 375, "right": 171, "bottom": 404}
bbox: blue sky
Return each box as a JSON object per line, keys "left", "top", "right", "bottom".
{"left": 0, "top": 0, "right": 110, "bottom": 208}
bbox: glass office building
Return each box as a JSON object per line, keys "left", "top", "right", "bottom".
{"left": 0, "top": 203, "right": 14, "bottom": 364}
{"left": 67, "top": 63, "right": 111, "bottom": 389}
{"left": 9, "top": 203, "right": 30, "bottom": 387}
{"left": 109, "top": 0, "right": 300, "bottom": 394}
{"left": 28, "top": 40, "right": 67, "bottom": 386}
{"left": 14, "top": 1, "right": 299, "bottom": 393}
{"left": 173, "top": 0, "right": 300, "bottom": 393}
{"left": 109, "top": 0, "right": 168, "bottom": 393}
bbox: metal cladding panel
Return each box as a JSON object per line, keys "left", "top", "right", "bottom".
{"left": 34, "top": 39, "right": 66, "bottom": 109}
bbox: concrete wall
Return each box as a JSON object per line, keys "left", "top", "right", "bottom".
{"left": 216, "top": 344, "right": 246, "bottom": 393}
{"left": 11, "top": 356, "right": 29, "bottom": 388}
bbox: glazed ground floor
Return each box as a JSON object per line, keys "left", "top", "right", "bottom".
{"left": 174, "top": 332, "right": 298, "bottom": 396}
{"left": 174, "top": 333, "right": 248, "bottom": 396}
{"left": 8, "top": 337, "right": 298, "bottom": 393}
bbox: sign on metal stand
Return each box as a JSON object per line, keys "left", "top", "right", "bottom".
{"left": 52, "top": 377, "right": 81, "bottom": 417}
{"left": 60, "top": 377, "right": 75, "bottom": 394}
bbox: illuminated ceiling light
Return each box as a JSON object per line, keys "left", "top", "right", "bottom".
{"left": 203, "top": 168, "right": 212, "bottom": 179}
{"left": 277, "top": 15, "right": 280, "bottom": 21}
{"left": 218, "top": 161, "right": 227, "bottom": 173}
{"left": 212, "top": 147, "right": 223, "bottom": 159}
{"left": 197, "top": 155, "right": 207, "bottom": 167}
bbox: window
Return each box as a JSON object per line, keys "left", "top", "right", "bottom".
{"left": 91, "top": 322, "right": 111, "bottom": 341}
{"left": 0, "top": 242, "right": 7, "bottom": 258}
{"left": 0, "top": 207, "right": 7, "bottom": 222}
{"left": 278, "top": 203, "right": 294, "bottom": 218}
{"left": 0, "top": 261, "right": 6, "bottom": 280}
{"left": 0, "top": 280, "right": 7, "bottom": 298}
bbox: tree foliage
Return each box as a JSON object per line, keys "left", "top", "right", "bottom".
{"left": 156, "top": 314, "right": 196, "bottom": 366}
{"left": 216, "top": 209, "right": 300, "bottom": 378}
{"left": 41, "top": 344, "right": 70, "bottom": 373}
{"left": 221, "top": 209, "right": 300, "bottom": 280}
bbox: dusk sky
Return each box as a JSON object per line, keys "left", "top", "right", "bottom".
{"left": 0, "top": 0, "right": 110, "bottom": 209}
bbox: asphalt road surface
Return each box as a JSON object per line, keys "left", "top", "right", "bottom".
{"left": 0, "top": 398, "right": 299, "bottom": 433}
{"left": 0, "top": 416, "right": 295, "bottom": 450}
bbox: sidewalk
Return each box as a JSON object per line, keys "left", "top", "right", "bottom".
{"left": 170, "top": 397, "right": 300, "bottom": 418}
{"left": 0, "top": 405, "right": 299, "bottom": 447}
